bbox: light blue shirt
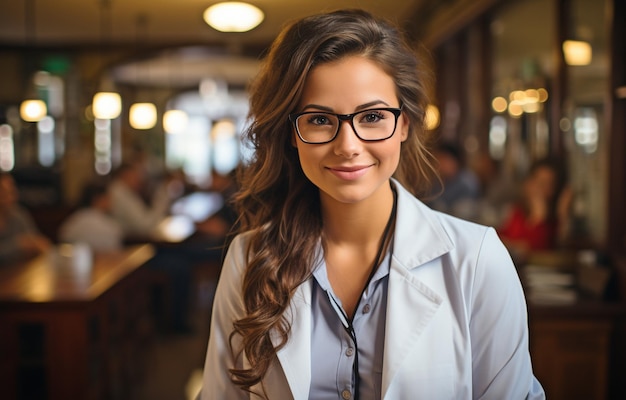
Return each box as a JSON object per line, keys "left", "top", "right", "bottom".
{"left": 310, "top": 251, "right": 391, "bottom": 400}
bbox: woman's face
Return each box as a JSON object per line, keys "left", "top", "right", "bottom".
{"left": 294, "top": 56, "right": 408, "bottom": 206}
{"left": 525, "top": 166, "right": 556, "bottom": 201}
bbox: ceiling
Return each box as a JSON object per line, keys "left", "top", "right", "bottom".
{"left": 0, "top": 0, "right": 421, "bottom": 48}
{"left": 1, "top": 1, "right": 606, "bottom": 94}
{"left": 0, "top": 1, "right": 424, "bottom": 88}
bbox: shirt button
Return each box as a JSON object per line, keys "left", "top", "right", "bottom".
{"left": 363, "top": 304, "right": 371, "bottom": 314}
{"left": 346, "top": 347, "right": 354, "bottom": 357}
{"left": 341, "top": 389, "right": 352, "bottom": 399}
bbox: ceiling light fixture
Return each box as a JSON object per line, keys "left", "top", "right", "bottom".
{"left": 20, "top": 0, "right": 47, "bottom": 122}
{"left": 92, "top": 0, "right": 121, "bottom": 119}
{"left": 203, "top": 2, "right": 264, "bottom": 33}
{"left": 129, "top": 13, "right": 157, "bottom": 130}
{"left": 129, "top": 102, "right": 157, "bottom": 130}
{"left": 20, "top": 99, "right": 47, "bottom": 122}
{"left": 163, "top": 110, "right": 188, "bottom": 134}
{"left": 93, "top": 91, "right": 122, "bottom": 119}
{"left": 562, "top": 40, "right": 592, "bottom": 66}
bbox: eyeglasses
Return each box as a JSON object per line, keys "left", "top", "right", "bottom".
{"left": 288, "top": 107, "right": 403, "bottom": 144}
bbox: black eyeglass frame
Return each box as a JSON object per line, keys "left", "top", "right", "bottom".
{"left": 288, "top": 106, "right": 403, "bottom": 144}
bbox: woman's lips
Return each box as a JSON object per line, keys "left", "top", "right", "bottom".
{"left": 327, "top": 165, "right": 371, "bottom": 180}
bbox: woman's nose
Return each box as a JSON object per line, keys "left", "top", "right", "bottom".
{"left": 332, "top": 120, "right": 361, "bottom": 157}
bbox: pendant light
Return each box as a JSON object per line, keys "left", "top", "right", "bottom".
{"left": 163, "top": 50, "right": 188, "bottom": 135}
{"left": 92, "top": 0, "right": 121, "bottom": 119}
{"left": 19, "top": 0, "right": 47, "bottom": 122}
{"left": 562, "top": 5, "right": 592, "bottom": 66}
{"left": 129, "top": 13, "right": 157, "bottom": 130}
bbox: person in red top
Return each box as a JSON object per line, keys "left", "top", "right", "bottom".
{"left": 498, "top": 158, "right": 571, "bottom": 263}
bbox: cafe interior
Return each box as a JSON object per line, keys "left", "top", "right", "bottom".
{"left": 1, "top": 0, "right": 625, "bottom": 399}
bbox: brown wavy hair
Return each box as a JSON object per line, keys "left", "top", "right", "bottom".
{"left": 228, "top": 8, "right": 436, "bottom": 395}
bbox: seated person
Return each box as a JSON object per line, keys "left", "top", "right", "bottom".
{"left": 427, "top": 142, "right": 481, "bottom": 220}
{"left": 498, "top": 158, "right": 572, "bottom": 263}
{"left": 0, "top": 171, "right": 51, "bottom": 264}
{"left": 196, "top": 169, "right": 239, "bottom": 239}
{"left": 109, "top": 161, "right": 172, "bottom": 239}
{"left": 58, "top": 179, "right": 123, "bottom": 252}
{"left": 110, "top": 161, "right": 193, "bottom": 333}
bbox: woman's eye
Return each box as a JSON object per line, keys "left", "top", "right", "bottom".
{"left": 361, "top": 111, "right": 384, "bottom": 123}
{"left": 308, "top": 114, "right": 331, "bottom": 125}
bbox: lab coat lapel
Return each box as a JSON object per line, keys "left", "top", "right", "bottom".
{"left": 269, "top": 279, "right": 312, "bottom": 399}
{"left": 381, "top": 180, "right": 454, "bottom": 398}
{"left": 382, "top": 258, "right": 444, "bottom": 398}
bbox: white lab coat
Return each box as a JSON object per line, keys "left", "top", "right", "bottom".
{"left": 200, "top": 180, "right": 545, "bottom": 399}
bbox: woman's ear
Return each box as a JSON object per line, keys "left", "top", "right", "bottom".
{"left": 291, "top": 130, "right": 298, "bottom": 147}
{"left": 400, "top": 112, "right": 410, "bottom": 142}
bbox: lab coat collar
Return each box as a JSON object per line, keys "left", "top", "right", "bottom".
{"left": 390, "top": 178, "right": 454, "bottom": 269}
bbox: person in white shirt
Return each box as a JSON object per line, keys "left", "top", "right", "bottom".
{"left": 58, "top": 179, "right": 123, "bottom": 252}
{"left": 109, "top": 161, "right": 171, "bottom": 238}
{"left": 109, "top": 161, "right": 194, "bottom": 334}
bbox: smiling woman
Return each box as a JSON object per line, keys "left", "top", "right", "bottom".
{"left": 198, "top": 8, "right": 545, "bottom": 400}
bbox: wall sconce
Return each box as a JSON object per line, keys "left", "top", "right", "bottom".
{"left": 20, "top": 99, "right": 47, "bottom": 122}
{"left": 92, "top": 91, "right": 122, "bottom": 119}
{"left": 562, "top": 40, "right": 592, "bottom": 66}
{"left": 203, "top": 2, "right": 264, "bottom": 32}
{"left": 129, "top": 102, "right": 157, "bottom": 130}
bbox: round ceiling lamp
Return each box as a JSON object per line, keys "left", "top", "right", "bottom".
{"left": 203, "top": 2, "right": 264, "bottom": 32}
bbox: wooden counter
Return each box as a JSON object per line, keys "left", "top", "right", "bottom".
{"left": 0, "top": 244, "right": 155, "bottom": 400}
{"left": 529, "top": 299, "right": 626, "bottom": 400}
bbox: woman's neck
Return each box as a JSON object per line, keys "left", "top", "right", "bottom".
{"left": 320, "top": 182, "right": 396, "bottom": 318}
{"left": 321, "top": 183, "right": 395, "bottom": 247}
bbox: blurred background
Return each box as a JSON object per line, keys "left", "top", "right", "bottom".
{"left": 0, "top": 0, "right": 625, "bottom": 399}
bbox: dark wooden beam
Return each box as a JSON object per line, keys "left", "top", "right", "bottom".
{"left": 608, "top": 0, "right": 626, "bottom": 257}
{"left": 404, "top": 0, "right": 501, "bottom": 48}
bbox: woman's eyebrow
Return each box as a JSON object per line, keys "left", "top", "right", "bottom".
{"left": 300, "top": 100, "right": 391, "bottom": 113}
{"left": 301, "top": 104, "right": 333, "bottom": 112}
{"left": 355, "top": 100, "right": 390, "bottom": 111}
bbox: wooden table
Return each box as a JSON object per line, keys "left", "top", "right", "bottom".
{"left": 0, "top": 244, "right": 155, "bottom": 400}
